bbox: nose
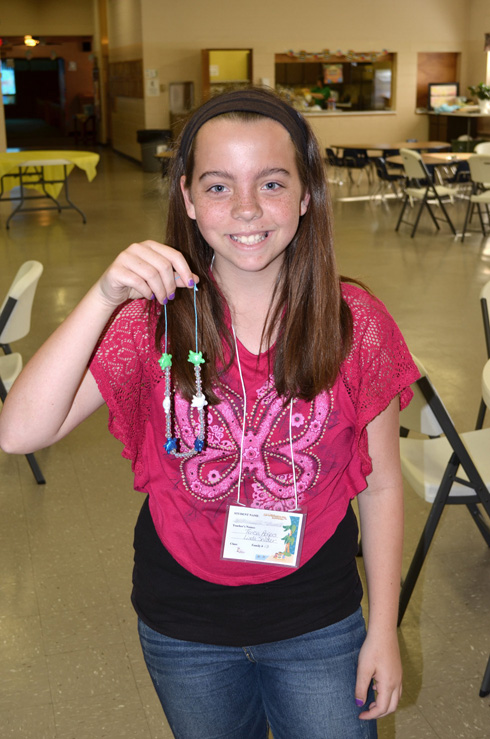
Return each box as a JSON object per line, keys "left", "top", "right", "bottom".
{"left": 231, "top": 187, "right": 263, "bottom": 221}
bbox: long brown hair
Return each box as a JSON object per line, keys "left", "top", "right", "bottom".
{"left": 157, "top": 87, "right": 352, "bottom": 403}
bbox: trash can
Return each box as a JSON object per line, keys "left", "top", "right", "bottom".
{"left": 451, "top": 138, "right": 486, "bottom": 153}
{"left": 137, "top": 129, "right": 172, "bottom": 172}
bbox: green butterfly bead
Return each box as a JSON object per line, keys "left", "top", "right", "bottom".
{"left": 188, "top": 350, "right": 205, "bottom": 366}
{"left": 158, "top": 353, "right": 172, "bottom": 370}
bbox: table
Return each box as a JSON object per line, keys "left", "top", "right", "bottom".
{"left": 386, "top": 151, "right": 472, "bottom": 167}
{"left": 333, "top": 141, "right": 451, "bottom": 154}
{"left": 0, "top": 150, "right": 100, "bottom": 228}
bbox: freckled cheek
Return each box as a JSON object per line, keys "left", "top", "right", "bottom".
{"left": 191, "top": 200, "right": 229, "bottom": 229}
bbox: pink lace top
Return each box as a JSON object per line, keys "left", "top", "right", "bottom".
{"left": 89, "top": 283, "right": 419, "bottom": 585}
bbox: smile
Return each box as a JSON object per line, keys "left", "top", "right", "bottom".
{"left": 230, "top": 232, "right": 269, "bottom": 245}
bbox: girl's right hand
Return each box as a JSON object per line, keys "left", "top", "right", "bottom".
{"left": 96, "top": 240, "right": 199, "bottom": 309}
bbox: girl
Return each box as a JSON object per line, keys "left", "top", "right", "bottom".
{"left": 0, "top": 87, "right": 419, "bottom": 739}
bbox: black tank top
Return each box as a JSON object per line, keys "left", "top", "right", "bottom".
{"left": 131, "top": 496, "right": 363, "bottom": 646}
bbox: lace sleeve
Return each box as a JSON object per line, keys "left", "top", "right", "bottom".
{"left": 89, "top": 299, "right": 161, "bottom": 489}
{"left": 340, "top": 283, "right": 420, "bottom": 476}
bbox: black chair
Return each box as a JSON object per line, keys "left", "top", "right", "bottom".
{"left": 342, "top": 148, "right": 372, "bottom": 185}
{"left": 443, "top": 160, "right": 471, "bottom": 186}
{"left": 325, "top": 147, "right": 346, "bottom": 184}
{"left": 371, "top": 156, "right": 405, "bottom": 200}
{"left": 481, "top": 657, "right": 490, "bottom": 697}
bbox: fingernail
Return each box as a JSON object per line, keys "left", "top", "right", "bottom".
{"left": 150, "top": 293, "right": 155, "bottom": 301}
{"left": 163, "top": 297, "right": 168, "bottom": 305}
{"left": 188, "top": 279, "right": 195, "bottom": 287}
{"left": 355, "top": 698, "right": 364, "bottom": 707}
{"left": 168, "top": 292, "right": 175, "bottom": 300}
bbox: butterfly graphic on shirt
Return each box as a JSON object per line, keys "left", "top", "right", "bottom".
{"left": 174, "top": 376, "right": 337, "bottom": 510}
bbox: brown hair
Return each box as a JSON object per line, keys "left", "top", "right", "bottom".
{"left": 157, "top": 86, "right": 352, "bottom": 403}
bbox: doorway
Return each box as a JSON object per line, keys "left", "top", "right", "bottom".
{"left": 1, "top": 35, "right": 95, "bottom": 149}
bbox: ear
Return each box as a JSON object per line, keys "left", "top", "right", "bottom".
{"left": 300, "top": 190, "right": 311, "bottom": 216}
{"left": 180, "top": 175, "right": 196, "bottom": 220}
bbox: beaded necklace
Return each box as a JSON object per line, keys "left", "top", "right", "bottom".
{"left": 158, "top": 285, "right": 207, "bottom": 458}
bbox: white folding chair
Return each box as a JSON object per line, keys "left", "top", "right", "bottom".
{"left": 0, "top": 261, "right": 45, "bottom": 484}
{"left": 395, "top": 149, "right": 456, "bottom": 237}
{"left": 0, "top": 260, "right": 44, "bottom": 352}
{"left": 398, "top": 355, "right": 490, "bottom": 625}
{"left": 461, "top": 154, "right": 490, "bottom": 242}
{"left": 474, "top": 142, "right": 490, "bottom": 155}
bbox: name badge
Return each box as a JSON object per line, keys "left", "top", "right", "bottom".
{"left": 221, "top": 504, "right": 306, "bottom": 568}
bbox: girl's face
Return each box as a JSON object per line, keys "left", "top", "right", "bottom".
{"left": 180, "top": 117, "right": 310, "bottom": 283}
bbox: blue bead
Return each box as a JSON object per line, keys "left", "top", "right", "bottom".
{"left": 164, "top": 438, "right": 178, "bottom": 453}
{"left": 194, "top": 438, "right": 204, "bottom": 452}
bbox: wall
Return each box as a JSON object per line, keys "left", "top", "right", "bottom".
{"left": 0, "top": 0, "right": 94, "bottom": 35}
{"left": 468, "top": 0, "right": 490, "bottom": 87}
{"left": 139, "top": 0, "right": 473, "bottom": 148}
{"left": 1, "top": 0, "right": 489, "bottom": 155}
{"left": 106, "top": 0, "right": 144, "bottom": 159}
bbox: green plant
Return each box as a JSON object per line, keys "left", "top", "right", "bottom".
{"left": 468, "top": 82, "right": 490, "bottom": 100}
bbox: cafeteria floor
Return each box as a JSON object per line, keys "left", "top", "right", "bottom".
{"left": 0, "top": 149, "right": 489, "bottom": 738}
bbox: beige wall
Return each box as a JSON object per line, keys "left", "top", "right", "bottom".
{"left": 106, "top": 0, "right": 143, "bottom": 159}
{"left": 468, "top": 0, "right": 490, "bottom": 87}
{"left": 1, "top": 0, "right": 489, "bottom": 155}
{"left": 140, "top": 0, "right": 473, "bottom": 147}
{"left": 1, "top": 0, "right": 94, "bottom": 35}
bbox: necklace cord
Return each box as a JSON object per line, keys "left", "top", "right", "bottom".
{"left": 232, "top": 326, "right": 247, "bottom": 506}
{"left": 289, "top": 399, "right": 299, "bottom": 511}
{"left": 232, "top": 326, "right": 299, "bottom": 511}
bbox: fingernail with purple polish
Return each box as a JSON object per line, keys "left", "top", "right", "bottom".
{"left": 355, "top": 698, "right": 364, "bottom": 707}
{"left": 150, "top": 293, "right": 155, "bottom": 301}
{"left": 188, "top": 279, "right": 195, "bottom": 287}
{"left": 168, "top": 292, "right": 175, "bottom": 300}
{"left": 163, "top": 297, "right": 168, "bottom": 306}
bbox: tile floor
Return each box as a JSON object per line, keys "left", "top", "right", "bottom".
{"left": 0, "top": 150, "right": 489, "bottom": 738}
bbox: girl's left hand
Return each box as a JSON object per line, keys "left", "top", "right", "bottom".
{"left": 355, "top": 629, "right": 402, "bottom": 720}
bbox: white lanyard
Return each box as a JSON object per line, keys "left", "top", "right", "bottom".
{"left": 231, "top": 325, "right": 300, "bottom": 512}
{"left": 221, "top": 328, "right": 306, "bottom": 568}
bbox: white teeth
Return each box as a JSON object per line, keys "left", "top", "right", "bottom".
{"left": 231, "top": 232, "right": 268, "bottom": 245}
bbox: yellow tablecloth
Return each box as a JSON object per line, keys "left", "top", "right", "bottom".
{"left": 0, "top": 150, "right": 100, "bottom": 199}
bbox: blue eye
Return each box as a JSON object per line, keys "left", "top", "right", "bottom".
{"left": 264, "top": 182, "right": 281, "bottom": 190}
{"left": 209, "top": 184, "right": 227, "bottom": 193}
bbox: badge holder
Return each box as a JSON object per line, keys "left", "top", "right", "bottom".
{"left": 221, "top": 503, "right": 306, "bottom": 568}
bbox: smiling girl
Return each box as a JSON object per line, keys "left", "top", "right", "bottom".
{"left": 0, "top": 87, "right": 419, "bottom": 739}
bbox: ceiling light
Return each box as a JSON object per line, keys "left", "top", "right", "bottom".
{"left": 24, "top": 35, "right": 39, "bottom": 47}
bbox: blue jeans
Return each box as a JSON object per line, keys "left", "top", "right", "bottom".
{"left": 138, "top": 607, "right": 377, "bottom": 739}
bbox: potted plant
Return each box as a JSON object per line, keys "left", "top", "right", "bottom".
{"left": 468, "top": 83, "right": 490, "bottom": 113}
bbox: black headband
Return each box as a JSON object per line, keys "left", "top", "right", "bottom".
{"left": 179, "top": 89, "right": 309, "bottom": 165}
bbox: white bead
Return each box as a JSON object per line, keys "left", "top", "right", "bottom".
{"left": 163, "top": 396, "right": 171, "bottom": 413}
{"left": 191, "top": 393, "right": 208, "bottom": 409}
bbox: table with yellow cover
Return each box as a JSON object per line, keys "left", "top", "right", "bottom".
{"left": 0, "top": 150, "right": 100, "bottom": 228}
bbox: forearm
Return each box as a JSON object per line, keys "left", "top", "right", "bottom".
{"left": 357, "top": 482, "right": 403, "bottom": 634}
{"left": 357, "top": 396, "right": 404, "bottom": 632}
{"left": 0, "top": 283, "right": 113, "bottom": 452}
{"left": 354, "top": 397, "right": 404, "bottom": 718}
